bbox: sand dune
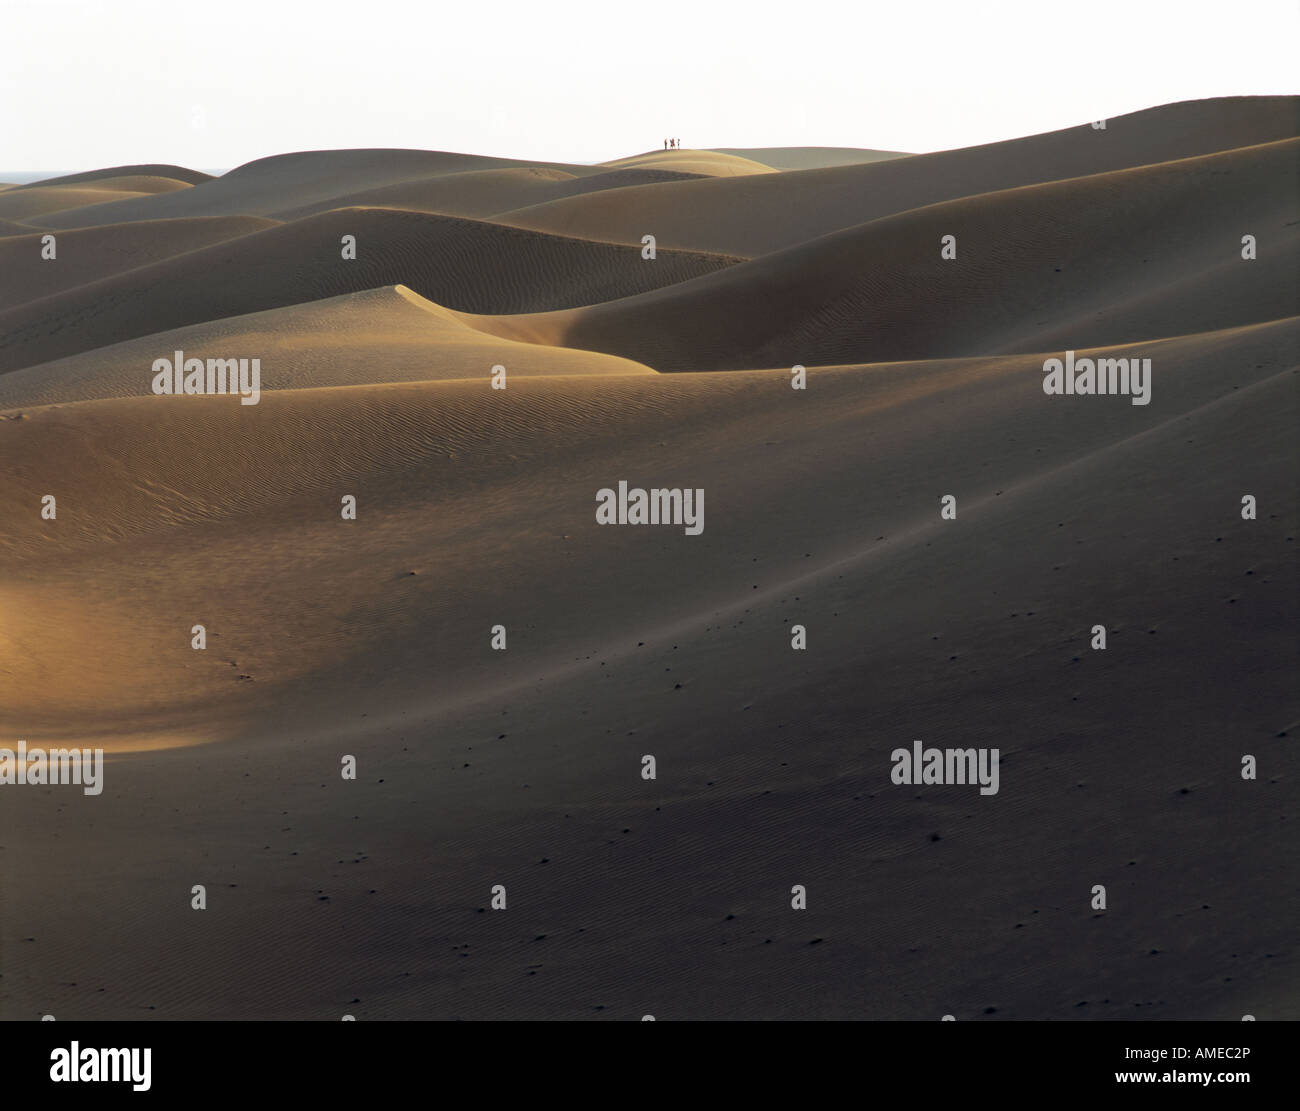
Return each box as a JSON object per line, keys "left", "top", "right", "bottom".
{"left": 271, "top": 165, "right": 707, "bottom": 223}
{"left": 45, "top": 174, "right": 196, "bottom": 195}
{"left": 2, "top": 96, "right": 1296, "bottom": 1023}
{"left": 477, "top": 138, "right": 1299, "bottom": 369}
{"left": 35, "top": 148, "right": 612, "bottom": 229}
{"left": 0, "top": 207, "right": 740, "bottom": 373}
{"left": 32, "top": 146, "right": 765, "bottom": 233}
{"left": 0, "top": 286, "right": 653, "bottom": 409}
{"left": 0, "top": 184, "right": 183, "bottom": 222}
{"left": 710, "top": 146, "right": 913, "bottom": 170}
{"left": 597, "top": 149, "right": 777, "bottom": 176}
{"left": 272, "top": 166, "right": 578, "bottom": 221}
{"left": 495, "top": 97, "right": 1300, "bottom": 256}
{"left": 0, "top": 215, "right": 277, "bottom": 309}
{"left": 27, "top": 164, "right": 215, "bottom": 187}
{"left": 2, "top": 316, "right": 1291, "bottom": 737}
{"left": 2, "top": 316, "right": 1294, "bottom": 1017}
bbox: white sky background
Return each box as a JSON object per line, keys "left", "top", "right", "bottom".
{"left": 2, "top": 0, "right": 1297, "bottom": 172}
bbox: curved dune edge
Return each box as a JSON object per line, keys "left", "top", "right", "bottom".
{"left": 471, "top": 138, "right": 1300, "bottom": 370}
{"left": 24, "top": 163, "right": 215, "bottom": 187}
{"left": 493, "top": 96, "right": 1300, "bottom": 256}
{"left": 29, "top": 174, "right": 197, "bottom": 195}
{"left": 33, "top": 146, "right": 667, "bottom": 230}
{"left": 272, "top": 166, "right": 721, "bottom": 224}
{"left": 0, "top": 315, "right": 1292, "bottom": 747}
{"left": 270, "top": 166, "right": 577, "bottom": 221}
{"left": 0, "top": 206, "right": 743, "bottom": 374}
{"left": 0, "top": 185, "right": 167, "bottom": 222}
{"left": 0, "top": 285, "right": 656, "bottom": 409}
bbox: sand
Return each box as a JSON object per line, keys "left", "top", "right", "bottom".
{"left": 1, "top": 95, "right": 1296, "bottom": 1021}
{"left": 708, "top": 147, "right": 913, "bottom": 170}
{"left": 0, "top": 285, "right": 654, "bottom": 410}
{"left": 0, "top": 208, "right": 741, "bottom": 373}
{"left": 475, "top": 138, "right": 1299, "bottom": 369}
{"left": 0, "top": 216, "right": 278, "bottom": 310}
{"left": 494, "top": 97, "right": 1300, "bottom": 257}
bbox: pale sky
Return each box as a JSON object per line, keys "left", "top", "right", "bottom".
{"left": 3, "top": 0, "right": 1297, "bottom": 172}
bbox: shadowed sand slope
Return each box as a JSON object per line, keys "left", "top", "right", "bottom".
{"left": 496, "top": 97, "right": 1300, "bottom": 256}
{"left": 0, "top": 286, "right": 653, "bottom": 408}
{"left": 0, "top": 216, "right": 278, "bottom": 309}
{"left": 0, "top": 318, "right": 1293, "bottom": 1017}
{"left": 476, "top": 139, "right": 1299, "bottom": 370}
{"left": 0, "top": 208, "right": 741, "bottom": 373}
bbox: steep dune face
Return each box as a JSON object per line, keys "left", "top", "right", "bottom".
{"left": 476, "top": 138, "right": 1299, "bottom": 369}
{"left": 0, "top": 216, "right": 277, "bottom": 309}
{"left": 0, "top": 208, "right": 741, "bottom": 373}
{"left": 0, "top": 286, "right": 653, "bottom": 409}
{"left": 495, "top": 97, "right": 1300, "bottom": 256}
